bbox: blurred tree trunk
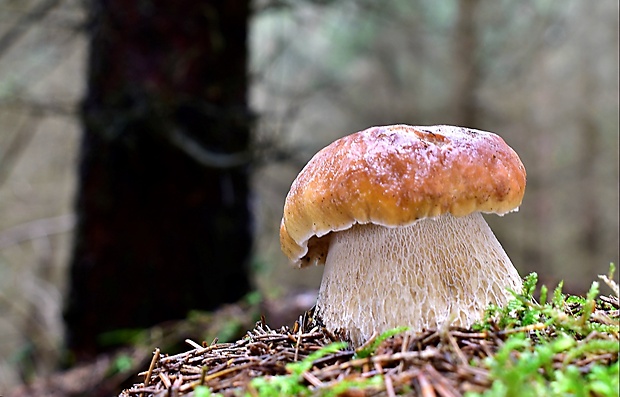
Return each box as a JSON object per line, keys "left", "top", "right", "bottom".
{"left": 577, "top": 59, "right": 602, "bottom": 261}
{"left": 453, "top": 0, "right": 481, "bottom": 127}
{"left": 64, "top": 0, "right": 252, "bottom": 362}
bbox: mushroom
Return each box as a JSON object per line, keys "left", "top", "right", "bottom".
{"left": 279, "top": 124, "right": 526, "bottom": 346}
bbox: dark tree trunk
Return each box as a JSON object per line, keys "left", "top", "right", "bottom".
{"left": 64, "top": 0, "right": 252, "bottom": 362}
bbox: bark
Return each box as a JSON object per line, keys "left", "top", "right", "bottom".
{"left": 64, "top": 0, "right": 252, "bottom": 362}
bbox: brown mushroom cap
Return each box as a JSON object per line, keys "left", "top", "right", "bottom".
{"left": 280, "top": 124, "right": 526, "bottom": 267}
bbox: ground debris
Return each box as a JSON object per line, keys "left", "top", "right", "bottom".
{"left": 118, "top": 299, "right": 619, "bottom": 397}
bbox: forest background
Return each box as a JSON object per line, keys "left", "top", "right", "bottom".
{"left": 0, "top": 0, "right": 618, "bottom": 391}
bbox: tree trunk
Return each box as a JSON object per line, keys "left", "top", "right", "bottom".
{"left": 64, "top": 0, "right": 252, "bottom": 362}
{"left": 453, "top": 0, "right": 481, "bottom": 128}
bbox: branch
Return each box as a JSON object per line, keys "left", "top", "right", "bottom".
{"left": 0, "top": 213, "right": 75, "bottom": 250}
{"left": 0, "top": 0, "right": 64, "bottom": 59}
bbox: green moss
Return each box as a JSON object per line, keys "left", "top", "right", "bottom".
{"left": 466, "top": 264, "right": 619, "bottom": 397}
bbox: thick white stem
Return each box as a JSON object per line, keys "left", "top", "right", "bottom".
{"left": 315, "top": 212, "right": 522, "bottom": 346}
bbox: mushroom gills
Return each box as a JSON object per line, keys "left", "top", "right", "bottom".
{"left": 315, "top": 212, "right": 523, "bottom": 346}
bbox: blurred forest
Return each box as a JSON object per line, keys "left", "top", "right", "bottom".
{"left": 0, "top": 0, "right": 618, "bottom": 392}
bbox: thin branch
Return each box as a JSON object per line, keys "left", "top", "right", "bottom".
{"left": 0, "top": 213, "right": 76, "bottom": 250}
{"left": 0, "top": 0, "right": 64, "bottom": 59}
{"left": 0, "top": 109, "right": 43, "bottom": 188}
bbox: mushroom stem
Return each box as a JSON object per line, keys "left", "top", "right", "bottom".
{"left": 315, "top": 212, "right": 522, "bottom": 346}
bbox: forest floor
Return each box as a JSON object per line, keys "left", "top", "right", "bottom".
{"left": 6, "top": 272, "right": 619, "bottom": 397}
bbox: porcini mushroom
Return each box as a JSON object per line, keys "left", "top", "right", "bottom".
{"left": 280, "top": 124, "right": 526, "bottom": 346}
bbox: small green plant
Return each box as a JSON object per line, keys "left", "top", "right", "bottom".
{"left": 248, "top": 342, "right": 348, "bottom": 396}
{"left": 317, "top": 375, "right": 383, "bottom": 397}
{"left": 246, "top": 341, "right": 384, "bottom": 396}
{"left": 194, "top": 385, "right": 224, "bottom": 397}
{"left": 246, "top": 327, "right": 410, "bottom": 396}
{"left": 355, "top": 326, "right": 409, "bottom": 359}
{"left": 108, "top": 353, "right": 134, "bottom": 375}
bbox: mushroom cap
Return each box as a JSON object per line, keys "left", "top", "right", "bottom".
{"left": 280, "top": 124, "right": 526, "bottom": 267}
